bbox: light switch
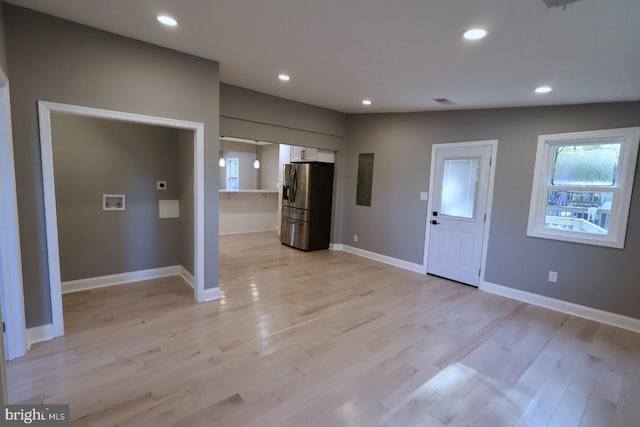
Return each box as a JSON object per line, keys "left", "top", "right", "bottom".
{"left": 420, "top": 192, "right": 428, "bottom": 201}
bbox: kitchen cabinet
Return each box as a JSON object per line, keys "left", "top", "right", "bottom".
{"left": 290, "top": 146, "right": 335, "bottom": 163}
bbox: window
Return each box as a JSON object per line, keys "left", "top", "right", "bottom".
{"left": 527, "top": 127, "right": 640, "bottom": 248}
{"left": 226, "top": 158, "right": 239, "bottom": 190}
{"left": 441, "top": 158, "right": 479, "bottom": 219}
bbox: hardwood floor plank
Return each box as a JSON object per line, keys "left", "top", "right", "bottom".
{"left": 6, "top": 231, "right": 640, "bottom": 426}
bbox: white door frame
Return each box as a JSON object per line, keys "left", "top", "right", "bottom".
{"left": 0, "top": 69, "right": 28, "bottom": 360}
{"left": 422, "top": 140, "right": 498, "bottom": 285}
{"left": 39, "top": 101, "right": 206, "bottom": 338}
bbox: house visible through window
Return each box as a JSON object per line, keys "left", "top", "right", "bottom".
{"left": 527, "top": 127, "right": 640, "bottom": 248}
{"left": 226, "top": 158, "right": 239, "bottom": 190}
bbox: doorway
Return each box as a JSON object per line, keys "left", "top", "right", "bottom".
{"left": 0, "top": 69, "right": 27, "bottom": 361}
{"left": 39, "top": 101, "right": 205, "bottom": 338}
{"left": 423, "top": 140, "right": 497, "bottom": 286}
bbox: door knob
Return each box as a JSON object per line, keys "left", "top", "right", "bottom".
{"left": 431, "top": 220, "right": 440, "bottom": 225}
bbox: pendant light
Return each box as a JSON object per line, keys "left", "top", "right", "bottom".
{"left": 253, "top": 140, "right": 260, "bottom": 169}
{"left": 218, "top": 139, "right": 226, "bottom": 167}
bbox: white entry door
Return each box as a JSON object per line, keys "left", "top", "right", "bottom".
{"left": 426, "top": 142, "right": 494, "bottom": 286}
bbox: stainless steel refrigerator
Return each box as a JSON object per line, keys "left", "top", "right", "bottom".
{"left": 281, "top": 162, "right": 334, "bottom": 250}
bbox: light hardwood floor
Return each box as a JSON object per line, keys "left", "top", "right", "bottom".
{"left": 7, "top": 231, "right": 640, "bottom": 426}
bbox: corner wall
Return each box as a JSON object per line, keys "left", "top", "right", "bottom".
{"left": 5, "top": 5, "right": 220, "bottom": 328}
{"left": 344, "top": 102, "right": 640, "bottom": 320}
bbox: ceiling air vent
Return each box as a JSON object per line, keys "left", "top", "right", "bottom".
{"left": 433, "top": 98, "right": 456, "bottom": 106}
{"left": 542, "top": 0, "right": 581, "bottom": 8}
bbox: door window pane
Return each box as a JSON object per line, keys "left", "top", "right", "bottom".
{"left": 544, "top": 190, "right": 613, "bottom": 235}
{"left": 440, "top": 158, "right": 478, "bottom": 219}
{"left": 551, "top": 143, "right": 620, "bottom": 186}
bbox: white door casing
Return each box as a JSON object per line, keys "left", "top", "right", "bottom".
{"left": 39, "top": 101, "right": 206, "bottom": 339}
{"left": 424, "top": 141, "right": 497, "bottom": 286}
{"left": 0, "top": 68, "right": 28, "bottom": 360}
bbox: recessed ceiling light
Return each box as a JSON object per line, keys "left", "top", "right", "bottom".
{"left": 278, "top": 74, "right": 290, "bottom": 81}
{"left": 463, "top": 28, "right": 488, "bottom": 41}
{"left": 157, "top": 15, "right": 178, "bottom": 27}
{"left": 534, "top": 86, "right": 552, "bottom": 94}
{"left": 362, "top": 99, "right": 372, "bottom": 106}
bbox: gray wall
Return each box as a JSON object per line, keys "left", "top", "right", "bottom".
{"left": 344, "top": 102, "right": 640, "bottom": 319}
{"left": 258, "top": 143, "right": 279, "bottom": 190}
{"left": 6, "top": 5, "right": 220, "bottom": 328}
{"left": 220, "top": 83, "right": 346, "bottom": 149}
{"left": 52, "top": 114, "right": 182, "bottom": 281}
{"left": 178, "top": 130, "right": 194, "bottom": 276}
{"left": 0, "top": 3, "right": 7, "bottom": 74}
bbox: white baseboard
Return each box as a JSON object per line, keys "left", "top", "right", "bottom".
{"left": 339, "top": 244, "right": 426, "bottom": 274}
{"left": 61, "top": 265, "right": 188, "bottom": 294}
{"left": 481, "top": 281, "right": 640, "bottom": 333}
{"left": 203, "top": 287, "right": 221, "bottom": 301}
{"left": 329, "top": 243, "right": 342, "bottom": 251}
{"left": 26, "top": 323, "right": 54, "bottom": 349}
{"left": 178, "top": 266, "right": 195, "bottom": 289}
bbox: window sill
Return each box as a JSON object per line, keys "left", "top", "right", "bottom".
{"left": 526, "top": 228, "right": 624, "bottom": 249}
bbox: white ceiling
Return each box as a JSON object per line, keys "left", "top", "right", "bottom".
{"left": 5, "top": 0, "right": 640, "bottom": 113}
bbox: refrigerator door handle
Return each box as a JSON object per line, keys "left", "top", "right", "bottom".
{"left": 282, "top": 185, "right": 289, "bottom": 200}
{"left": 291, "top": 167, "right": 298, "bottom": 203}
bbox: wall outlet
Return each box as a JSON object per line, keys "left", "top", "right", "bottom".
{"left": 420, "top": 192, "right": 428, "bottom": 201}
{"left": 353, "top": 234, "right": 358, "bottom": 242}
{"left": 548, "top": 271, "right": 558, "bottom": 283}
{"left": 156, "top": 180, "right": 167, "bottom": 190}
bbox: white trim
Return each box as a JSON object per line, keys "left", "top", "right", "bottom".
{"left": 61, "top": 266, "right": 183, "bottom": 294}
{"left": 38, "top": 101, "right": 206, "bottom": 338}
{"left": 178, "top": 266, "right": 195, "bottom": 289}
{"left": 194, "top": 121, "right": 205, "bottom": 303}
{"left": 480, "top": 281, "right": 640, "bottom": 333}
{"left": 422, "top": 140, "right": 498, "bottom": 286}
{"left": 0, "top": 70, "right": 28, "bottom": 360}
{"left": 340, "top": 244, "right": 425, "bottom": 274}
{"left": 202, "top": 287, "right": 221, "bottom": 302}
{"left": 526, "top": 127, "right": 640, "bottom": 248}
{"left": 26, "top": 324, "right": 54, "bottom": 349}
{"left": 329, "top": 243, "right": 342, "bottom": 251}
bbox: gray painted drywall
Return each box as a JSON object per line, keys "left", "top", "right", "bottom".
{"left": 219, "top": 83, "right": 345, "bottom": 153}
{"left": 0, "top": 3, "right": 7, "bottom": 74}
{"left": 258, "top": 144, "right": 279, "bottom": 190}
{"left": 178, "top": 129, "right": 194, "bottom": 276}
{"left": 6, "top": 5, "right": 220, "bottom": 328}
{"left": 51, "top": 114, "right": 181, "bottom": 281}
{"left": 344, "top": 102, "right": 640, "bottom": 320}
{"left": 220, "top": 83, "right": 346, "bottom": 138}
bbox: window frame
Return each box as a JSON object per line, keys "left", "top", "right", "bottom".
{"left": 527, "top": 127, "right": 640, "bottom": 248}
